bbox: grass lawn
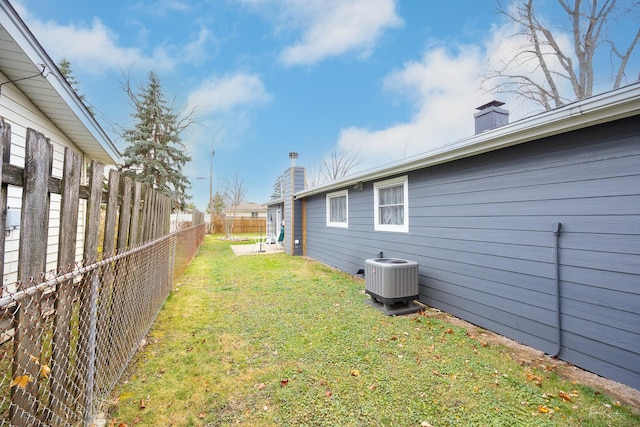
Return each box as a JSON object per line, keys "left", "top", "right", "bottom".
{"left": 110, "top": 235, "right": 640, "bottom": 426}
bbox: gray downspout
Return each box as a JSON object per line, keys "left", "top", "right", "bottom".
{"left": 549, "top": 222, "right": 562, "bottom": 358}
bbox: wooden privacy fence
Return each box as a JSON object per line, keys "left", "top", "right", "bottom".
{"left": 213, "top": 216, "right": 267, "bottom": 234}
{"left": 0, "top": 121, "right": 205, "bottom": 426}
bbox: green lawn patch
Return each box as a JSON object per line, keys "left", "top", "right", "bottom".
{"left": 110, "top": 235, "right": 640, "bottom": 426}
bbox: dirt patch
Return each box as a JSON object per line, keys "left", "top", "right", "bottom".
{"left": 418, "top": 306, "right": 640, "bottom": 412}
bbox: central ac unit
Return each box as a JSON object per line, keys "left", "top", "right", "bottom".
{"left": 365, "top": 258, "right": 418, "bottom": 310}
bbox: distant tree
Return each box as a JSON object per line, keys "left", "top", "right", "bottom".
{"left": 206, "top": 192, "right": 225, "bottom": 215}
{"left": 270, "top": 175, "right": 284, "bottom": 200}
{"left": 486, "top": 0, "right": 640, "bottom": 110}
{"left": 221, "top": 172, "right": 248, "bottom": 237}
{"left": 58, "top": 58, "right": 95, "bottom": 115}
{"left": 213, "top": 192, "right": 225, "bottom": 215}
{"left": 119, "top": 71, "right": 194, "bottom": 206}
{"left": 306, "top": 148, "right": 359, "bottom": 188}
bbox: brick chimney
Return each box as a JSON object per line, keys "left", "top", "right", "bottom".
{"left": 474, "top": 100, "right": 509, "bottom": 134}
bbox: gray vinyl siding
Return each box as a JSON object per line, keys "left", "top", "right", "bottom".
{"left": 303, "top": 116, "right": 640, "bottom": 389}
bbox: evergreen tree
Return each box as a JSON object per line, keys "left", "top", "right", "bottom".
{"left": 208, "top": 192, "right": 224, "bottom": 215}
{"left": 270, "top": 175, "right": 283, "bottom": 200}
{"left": 58, "top": 58, "right": 95, "bottom": 116}
{"left": 119, "top": 71, "right": 193, "bottom": 205}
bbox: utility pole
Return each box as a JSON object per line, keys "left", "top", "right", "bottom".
{"left": 210, "top": 150, "right": 215, "bottom": 233}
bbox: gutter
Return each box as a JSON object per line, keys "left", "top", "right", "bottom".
{"left": 295, "top": 82, "right": 640, "bottom": 199}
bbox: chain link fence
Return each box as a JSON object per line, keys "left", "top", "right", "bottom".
{"left": 0, "top": 223, "right": 205, "bottom": 426}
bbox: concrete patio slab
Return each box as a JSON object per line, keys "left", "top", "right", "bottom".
{"left": 230, "top": 242, "right": 284, "bottom": 256}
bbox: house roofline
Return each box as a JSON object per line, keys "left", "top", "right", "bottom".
{"left": 295, "top": 82, "right": 640, "bottom": 199}
{"left": 0, "top": 0, "right": 120, "bottom": 164}
{"left": 265, "top": 197, "right": 284, "bottom": 207}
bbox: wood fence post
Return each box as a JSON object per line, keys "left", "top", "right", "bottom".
{"left": 11, "top": 129, "right": 52, "bottom": 425}
{"left": 99, "top": 169, "right": 120, "bottom": 387}
{"left": 130, "top": 182, "right": 142, "bottom": 246}
{"left": 50, "top": 147, "right": 82, "bottom": 425}
{"left": 79, "top": 160, "right": 104, "bottom": 424}
{"left": 103, "top": 169, "right": 120, "bottom": 257}
{"left": 118, "top": 177, "right": 133, "bottom": 251}
{"left": 142, "top": 186, "right": 153, "bottom": 243}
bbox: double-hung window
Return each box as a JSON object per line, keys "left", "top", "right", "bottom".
{"left": 374, "top": 176, "right": 408, "bottom": 232}
{"left": 326, "top": 190, "right": 348, "bottom": 228}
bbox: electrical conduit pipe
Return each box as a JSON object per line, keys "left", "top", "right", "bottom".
{"left": 549, "top": 222, "right": 562, "bottom": 358}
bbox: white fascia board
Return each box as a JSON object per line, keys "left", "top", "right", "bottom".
{"left": 295, "top": 82, "right": 640, "bottom": 199}
{"left": 0, "top": 0, "right": 120, "bottom": 164}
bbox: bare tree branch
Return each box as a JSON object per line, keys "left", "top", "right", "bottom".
{"left": 221, "top": 171, "right": 248, "bottom": 237}
{"left": 609, "top": 26, "right": 640, "bottom": 87}
{"left": 305, "top": 149, "right": 359, "bottom": 188}
{"left": 487, "top": 0, "right": 640, "bottom": 110}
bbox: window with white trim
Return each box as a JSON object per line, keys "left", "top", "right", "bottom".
{"left": 374, "top": 176, "right": 408, "bottom": 232}
{"left": 326, "top": 190, "right": 348, "bottom": 228}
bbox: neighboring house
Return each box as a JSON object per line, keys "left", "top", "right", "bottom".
{"left": 282, "top": 83, "right": 640, "bottom": 390}
{"left": 223, "top": 202, "right": 267, "bottom": 218}
{"left": 0, "top": 0, "right": 119, "bottom": 287}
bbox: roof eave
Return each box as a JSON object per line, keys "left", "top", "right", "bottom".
{"left": 295, "top": 83, "right": 640, "bottom": 199}
{"left": 0, "top": 0, "right": 120, "bottom": 165}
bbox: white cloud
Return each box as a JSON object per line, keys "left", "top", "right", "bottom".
{"left": 239, "top": 0, "right": 402, "bottom": 66}
{"left": 337, "top": 45, "right": 487, "bottom": 169}
{"left": 15, "top": 3, "right": 216, "bottom": 76}
{"left": 186, "top": 73, "right": 271, "bottom": 114}
{"left": 23, "top": 16, "right": 174, "bottom": 75}
{"left": 279, "top": 0, "right": 402, "bottom": 66}
{"left": 182, "top": 27, "right": 217, "bottom": 65}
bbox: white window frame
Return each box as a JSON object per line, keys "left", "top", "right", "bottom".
{"left": 374, "top": 175, "right": 409, "bottom": 233}
{"left": 326, "top": 190, "right": 348, "bottom": 228}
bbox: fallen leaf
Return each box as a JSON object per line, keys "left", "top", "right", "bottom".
{"left": 280, "top": 379, "right": 289, "bottom": 387}
{"left": 40, "top": 365, "right": 51, "bottom": 378}
{"left": 139, "top": 399, "right": 146, "bottom": 410}
{"left": 255, "top": 383, "right": 266, "bottom": 390}
{"left": 198, "top": 412, "right": 205, "bottom": 419}
{"left": 350, "top": 369, "right": 360, "bottom": 377}
{"left": 558, "top": 391, "right": 572, "bottom": 402}
{"left": 325, "top": 390, "right": 332, "bottom": 397}
{"left": 526, "top": 371, "right": 543, "bottom": 387}
{"left": 445, "top": 328, "right": 454, "bottom": 334}
{"left": 368, "top": 385, "right": 377, "bottom": 390}
{"left": 538, "top": 405, "right": 550, "bottom": 413}
{"left": 10, "top": 375, "right": 33, "bottom": 389}
{"left": 421, "top": 422, "right": 433, "bottom": 427}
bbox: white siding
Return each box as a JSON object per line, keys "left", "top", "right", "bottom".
{"left": 1, "top": 70, "right": 88, "bottom": 286}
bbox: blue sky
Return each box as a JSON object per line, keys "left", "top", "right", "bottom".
{"left": 13, "top": 0, "right": 640, "bottom": 210}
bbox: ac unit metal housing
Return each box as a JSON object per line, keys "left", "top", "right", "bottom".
{"left": 365, "top": 258, "right": 418, "bottom": 308}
